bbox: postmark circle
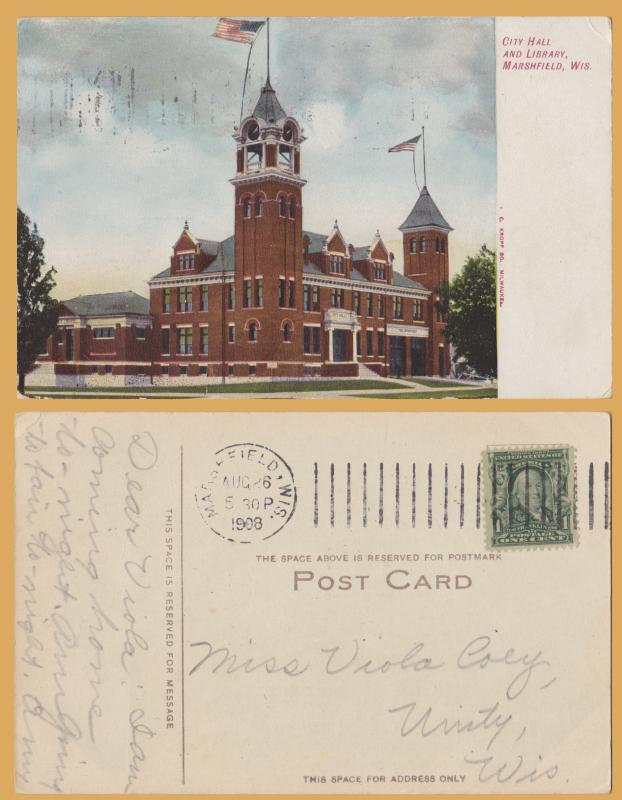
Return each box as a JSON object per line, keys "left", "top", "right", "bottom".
{"left": 195, "top": 442, "right": 297, "bottom": 543}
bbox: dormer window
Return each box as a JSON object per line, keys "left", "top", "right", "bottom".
{"left": 246, "top": 144, "right": 262, "bottom": 172}
{"left": 178, "top": 254, "right": 194, "bottom": 270}
{"left": 373, "top": 263, "right": 386, "bottom": 280}
{"left": 330, "top": 255, "right": 345, "bottom": 274}
{"left": 279, "top": 144, "right": 292, "bottom": 170}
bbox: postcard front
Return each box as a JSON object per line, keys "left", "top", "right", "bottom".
{"left": 14, "top": 412, "right": 610, "bottom": 794}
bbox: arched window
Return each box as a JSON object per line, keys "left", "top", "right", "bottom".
{"left": 420, "top": 238, "right": 427, "bottom": 253}
{"left": 255, "top": 196, "right": 264, "bottom": 217}
{"left": 278, "top": 196, "right": 286, "bottom": 217}
{"left": 409, "top": 238, "right": 417, "bottom": 253}
{"left": 289, "top": 198, "right": 296, "bottom": 219}
{"left": 436, "top": 237, "right": 440, "bottom": 253}
{"left": 282, "top": 322, "right": 292, "bottom": 342}
{"left": 243, "top": 197, "right": 252, "bottom": 219}
{"left": 248, "top": 322, "right": 258, "bottom": 342}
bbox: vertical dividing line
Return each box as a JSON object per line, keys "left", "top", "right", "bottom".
{"left": 395, "top": 463, "right": 400, "bottom": 527}
{"left": 346, "top": 462, "right": 352, "bottom": 529}
{"left": 443, "top": 463, "right": 448, "bottom": 529}
{"left": 411, "top": 463, "right": 416, "bottom": 529}
{"left": 362, "top": 463, "right": 368, "bottom": 528}
{"left": 589, "top": 462, "right": 594, "bottom": 530}
{"left": 604, "top": 462, "right": 610, "bottom": 530}
{"left": 459, "top": 463, "right": 465, "bottom": 529}
{"left": 556, "top": 462, "right": 563, "bottom": 528}
{"left": 475, "top": 464, "right": 482, "bottom": 530}
{"left": 379, "top": 463, "right": 384, "bottom": 526}
{"left": 180, "top": 445, "right": 186, "bottom": 785}
{"left": 573, "top": 461, "right": 578, "bottom": 530}
{"left": 427, "top": 463, "right": 433, "bottom": 529}
{"left": 313, "top": 462, "right": 319, "bottom": 528}
{"left": 330, "top": 463, "right": 335, "bottom": 528}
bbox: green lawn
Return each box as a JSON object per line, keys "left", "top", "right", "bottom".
{"left": 24, "top": 378, "right": 407, "bottom": 396}
{"left": 401, "top": 377, "right": 490, "bottom": 388}
{"left": 352, "top": 388, "right": 498, "bottom": 400}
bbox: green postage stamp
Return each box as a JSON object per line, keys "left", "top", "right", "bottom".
{"left": 486, "top": 446, "right": 575, "bottom": 548}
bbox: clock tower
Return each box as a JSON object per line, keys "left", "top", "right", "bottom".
{"left": 230, "top": 78, "right": 307, "bottom": 368}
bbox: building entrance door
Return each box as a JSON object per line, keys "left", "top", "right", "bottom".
{"left": 389, "top": 336, "right": 405, "bottom": 377}
{"left": 333, "top": 330, "right": 348, "bottom": 362}
{"left": 66, "top": 329, "right": 74, "bottom": 361}
{"left": 411, "top": 339, "right": 426, "bottom": 375}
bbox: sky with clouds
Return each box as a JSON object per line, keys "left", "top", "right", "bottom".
{"left": 18, "top": 17, "right": 496, "bottom": 300}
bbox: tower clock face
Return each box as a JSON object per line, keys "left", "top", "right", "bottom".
{"left": 247, "top": 122, "right": 260, "bottom": 141}
{"left": 282, "top": 123, "right": 294, "bottom": 142}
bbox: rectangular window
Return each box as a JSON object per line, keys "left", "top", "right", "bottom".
{"left": 180, "top": 366, "right": 188, "bottom": 376}
{"left": 162, "top": 366, "right": 169, "bottom": 376}
{"left": 246, "top": 144, "right": 262, "bottom": 172}
{"left": 366, "top": 294, "right": 373, "bottom": 316}
{"left": 303, "top": 285, "right": 310, "bottom": 311}
{"left": 374, "top": 263, "right": 386, "bottom": 280}
{"left": 228, "top": 364, "right": 234, "bottom": 375}
{"left": 378, "top": 331, "right": 385, "bottom": 356}
{"left": 331, "top": 288, "right": 345, "bottom": 309}
{"left": 366, "top": 330, "right": 373, "bottom": 356}
{"left": 177, "top": 328, "right": 193, "bottom": 355}
{"left": 353, "top": 292, "right": 360, "bottom": 315}
{"left": 178, "top": 254, "right": 195, "bottom": 270}
{"left": 249, "top": 364, "right": 257, "bottom": 376}
{"left": 303, "top": 326, "right": 321, "bottom": 354}
{"left": 178, "top": 286, "right": 192, "bottom": 312}
{"left": 138, "top": 366, "right": 145, "bottom": 376}
{"left": 200, "top": 327, "right": 209, "bottom": 354}
{"left": 135, "top": 326, "right": 146, "bottom": 339}
{"left": 199, "top": 366, "right": 208, "bottom": 376}
{"left": 105, "top": 365, "right": 113, "bottom": 374}
{"left": 312, "top": 286, "right": 320, "bottom": 311}
{"left": 161, "top": 329, "right": 170, "bottom": 355}
{"left": 228, "top": 325, "right": 235, "bottom": 343}
{"left": 288, "top": 279, "right": 296, "bottom": 308}
{"left": 255, "top": 278, "right": 263, "bottom": 308}
{"left": 243, "top": 278, "right": 252, "bottom": 308}
{"left": 92, "top": 327, "right": 115, "bottom": 338}
{"left": 90, "top": 365, "right": 97, "bottom": 373}
{"left": 279, "top": 279, "right": 286, "bottom": 307}
{"left": 163, "top": 288, "right": 171, "bottom": 313}
{"left": 227, "top": 284, "right": 235, "bottom": 310}
{"left": 356, "top": 330, "right": 361, "bottom": 355}
{"left": 378, "top": 295, "right": 385, "bottom": 317}
{"left": 392, "top": 297, "right": 403, "bottom": 319}
{"left": 57, "top": 330, "right": 64, "bottom": 345}
{"left": 201, "top": 285, "right": 209, "bottom": 311}
{"left": 413, "top": 299, "right": 424, "bottom": 321}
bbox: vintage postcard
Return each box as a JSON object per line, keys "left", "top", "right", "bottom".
{"left": 16, "top": 17, "right": 611, "bottom": 400}
{"left": 14, "top": 412, "right": 610, "bottom": 793}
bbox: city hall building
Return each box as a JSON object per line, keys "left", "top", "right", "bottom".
{"left": 35, "top": 79, "right": 452, "bottom": 386}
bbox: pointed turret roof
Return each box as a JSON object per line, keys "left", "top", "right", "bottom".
{"left": 252, "top": 78, "right": 287, "bottom": 125}
{"left": 399, "top": 185, "right": 453, "bottom": 232}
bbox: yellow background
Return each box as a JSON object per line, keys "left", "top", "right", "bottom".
{"left": 2, "top": 2, "right": 618, "bottom": 799}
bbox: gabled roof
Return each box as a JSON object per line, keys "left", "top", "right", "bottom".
{"left": 61, "top": 291, "right": 150, "bottom": 317}
{"left": 252, "top": 78, "right": 287, "bottom": 125}
{"left": 399, "top": 185, "right": 453, "bottom": 232}
{"left": 392, "top": 272, "right": 426, "bottom": 290}
{"left": 149, "top": 235, "right": 235, "bottom": 281}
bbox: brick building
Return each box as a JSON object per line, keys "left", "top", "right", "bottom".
{"left": 35, "top": 79, "right": 452, "bottom": 386}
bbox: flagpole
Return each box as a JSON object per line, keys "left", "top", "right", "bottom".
{"left": 267, "top": 17, "right": 271, "bottom": 83}
{"left": 422, "top": 125, "right": 427, "bottom": 186}
{"left": 412, "top": 149, "right": 420, "bottom": 192}
{"left": 240, "top": 39, "right": 256, "bottom": 126}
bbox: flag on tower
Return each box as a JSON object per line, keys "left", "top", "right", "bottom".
{"left": 388, "top": 134, "right": 421, "bottom": 153}
{"left": 213, "top": 18, "right": 265, "bottom": 45}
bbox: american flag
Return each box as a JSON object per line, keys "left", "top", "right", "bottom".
{"left": 388, "top": 134, "right": 421, "bottom": 153}
{"left": 213, "top": 18, "right": 265, "bottom": 44}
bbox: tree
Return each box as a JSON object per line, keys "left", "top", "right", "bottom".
{"left": 444, "top": 244, "right": 497, "bottom": 378}
{"left": 17, "top": 208, "right": 59, "bottom": 394}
